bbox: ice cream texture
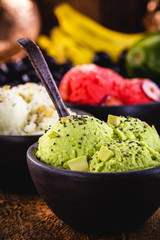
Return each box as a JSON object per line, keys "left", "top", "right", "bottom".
{"left": 35, "top": 114, "right": 160, "bottom": 172}
{"left": 58, "top": 64, "right": 160, "bottom": 105}
{"left": 0, "top": 83, "right": 75, "bottom": 135}
{"left": 89, "top": 140, "right": 160, "bottom": 172}
{"left": 35, "top": 115, "right": 113, "bottom": 169}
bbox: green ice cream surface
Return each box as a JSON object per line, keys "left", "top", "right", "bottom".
{"left": 35, "top": 114, "right": 160, "bottom": 172}
{"left": 35, "top": 115, "right": 113, "bottom": 169}
{"left": 89, "top": 140, "right": 160, "bottom": 172}
{"left": 108, "top": 115, "right": 160, "bottom": 152}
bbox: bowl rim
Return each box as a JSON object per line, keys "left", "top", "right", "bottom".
{"left": 0, "top": 134, "right": 41, "bottom": 138}
{"left": 65, "top": 100, "right": 160, "bottom": 108}
{"left": 27, "top": 142, "right": 160, "bottom": 177}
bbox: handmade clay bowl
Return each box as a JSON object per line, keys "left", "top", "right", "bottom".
{"left": 27, "top": 142, "right": 160, "bottom": 235}
{"left": 0, "top": 134, "right": 39, "bottom": 193}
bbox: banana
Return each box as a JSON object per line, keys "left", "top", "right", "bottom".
{"left": 54, "top": 3, "right": 145, "bottom": 62}
{"left": 38, "top": 27, "right": 94, "bottom": 65}
{"left": 54, "top": 3, "right": 144, "bottom": 43}
{"left": 38, "top": 3, "right": 145, "bottom": 64}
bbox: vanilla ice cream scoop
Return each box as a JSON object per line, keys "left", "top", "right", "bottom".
{"left": 0, "top": 87, "right": 29, "bottom": 134}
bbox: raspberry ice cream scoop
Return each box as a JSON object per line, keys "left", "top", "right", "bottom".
{"left": 58, "top": 64, "right": 160, "bottom": 105}
{"left": 120, "top": 78, "right": 160, "bottom": 105}
{"left": 58, "top": 64, "right": 124, "bottom": 105}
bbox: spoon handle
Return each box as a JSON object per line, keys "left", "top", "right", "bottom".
{"left": 17, "top": 38, "right": 70, "bottom": 118}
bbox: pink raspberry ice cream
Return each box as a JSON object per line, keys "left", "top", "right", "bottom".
{"left": 59, "top": 64, "right": 124, "bottom": 105}
{"left": 58, "top": 64, "right": 160, "bottom": 105}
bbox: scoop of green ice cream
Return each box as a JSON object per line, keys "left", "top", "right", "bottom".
{"left": 107, "top": 115, "right": 160, "bottom": 152}
{"left": 89, "top": 140, "right": 160, "bottom": 172}
{"left": 35, "top": 114, "right": 160, "bottom": 172}
{"left": 35, "top": 115, "right": 113, "bottom": 169}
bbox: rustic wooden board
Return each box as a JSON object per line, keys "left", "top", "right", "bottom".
{"left": 0, "top": 189, "right": 160, "bottom": 240}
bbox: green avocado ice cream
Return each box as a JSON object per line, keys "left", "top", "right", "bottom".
{"left": 107, "top": 115, "right": 160, "bottom": 152}
{"left": 35, "top": 115, "right": 113, "bottom": 170}
{"left": 35, "top": 114, "right": 160, "bottom": 172}
{"left": 89, "top": 140, "right": 160, "bottom": 172}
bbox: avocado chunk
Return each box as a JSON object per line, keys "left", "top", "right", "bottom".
{"left": 48, "top": 131, "right": 59, "bottom": 139}
{"left": 107, "top": 114, "right": 122, "bottom": 126}
{"left": 152, "top": 125, "right": 159, "bottom": 137}
{"left": 98, "top": 146, "right": 114, "bottom": 161}
{"left": 68, "top": 156, "right": 88, "bottom": 171}
{"left": 61, "top": 115, "right": 73, "bottom": 122}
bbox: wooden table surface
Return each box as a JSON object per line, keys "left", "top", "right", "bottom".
{"left": 1, "top": 188, "right": 160, "bottom": 240}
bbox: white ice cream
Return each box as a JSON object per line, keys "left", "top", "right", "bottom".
{"left": 0, "top": 83, "right": 74, "bottom": 135}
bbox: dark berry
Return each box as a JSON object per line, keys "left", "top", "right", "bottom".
{"left": 110, "top": 66, "right": 121, "bottom": 74}
{"left": 22, "top": 73, "right": 31, "bottom": 83}
{"left": 22, "top": 56, "right": 32, "bottom": 70}
{"left": 0, "top": 51, "right": 72, "bottom": 87}
{"left": 22, "top": 70, "right": 39, "bottom": 83}
{"left": 6, "top": 62, "right": 21, "bottom": 74}
{"left": 93, "top": 51, "right": 113, "bottom": 68}
{"left": 0, "top": 73, "right": 8, "bottom": 86}
{"left": 17, "top": 59, "right": 29, "bottom": 73}
{"left": 52, "top": 72, "right": 62, "bottom": 84}
{"left": 0, "top": 64, "right": 10, "bottom": 74}
{"left": 59, "top": 61, "right": 73, "bottom": 72}
{"left": 44, "top": 54, "right": 57, "bottom": 67}
{"left": 118, "top": 49, "right": 128, "bottom": 77}
{"left": 52, "top": 61, "right": 73, "bottom": 86}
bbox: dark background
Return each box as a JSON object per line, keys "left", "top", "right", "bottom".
{"left": 34, "top": 0, "right": 148, "bottom": 35}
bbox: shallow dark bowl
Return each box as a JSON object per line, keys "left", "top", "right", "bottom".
{"left": 27, "top": 142, "right": 160, "bottom": 235}
{"left": 0, "top": 134, "right": 39, "bottom": 193}
{"left": 0, "top": 108, "right": 89, "bottom": 193}
{"left": 65, "top": 101, "right": 160, "bottom": 134}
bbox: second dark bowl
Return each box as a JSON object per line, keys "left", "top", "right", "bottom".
{"left": 27, "top": 142, "right": 160, "bottom": 235}
{"left": 0, "top": 134, "right": 39, "bottom": 193}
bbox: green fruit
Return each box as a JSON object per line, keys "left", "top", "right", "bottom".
{"left": 125, "top": 31, "right": 160, "bottom": 84}
{"left": 107, "top": 114, "right": 122, "bottom": 126}
{"left": 98, "top": 146, "right": 114, "bottom": 162}
{"left": 68, "top": 156, "right": 88, "bottom": 171}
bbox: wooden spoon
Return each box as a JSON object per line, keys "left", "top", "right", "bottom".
{"left": 17, "top": 38, "right": 69, "bottom": 118}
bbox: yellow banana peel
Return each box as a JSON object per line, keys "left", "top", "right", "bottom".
{"left": 38, "top": 27, "right": 94, "bottom": 65}
{"left": 54, "top": 3, "right": 145, "bottom": 62}
{"left": 38, "top": 3, "right": 145, "bottom": 64}
{"left": 54, "top": 3, "right": 144, "bottom": 43}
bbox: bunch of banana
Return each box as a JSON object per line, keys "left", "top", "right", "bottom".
{"left": 38, "top": 3, "right": 145, "bottom": 64}
{"left": 38, "top": 27, "right": 94, "bottom": 65}
{"left": 50, "top": 27, "right": 95, "bottom": 65}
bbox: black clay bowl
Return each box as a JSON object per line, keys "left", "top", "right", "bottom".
{"left": 0, "top": 108, "right": 90, "bottom": 193}
{"left": 27, "top": 142, "right": 160, "bottom": 235}
{"left": 0, "top": 134, "right": 39, "bottom": 193}
{"left": 65, "top": 101, "right": 160, "bottom": 134}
